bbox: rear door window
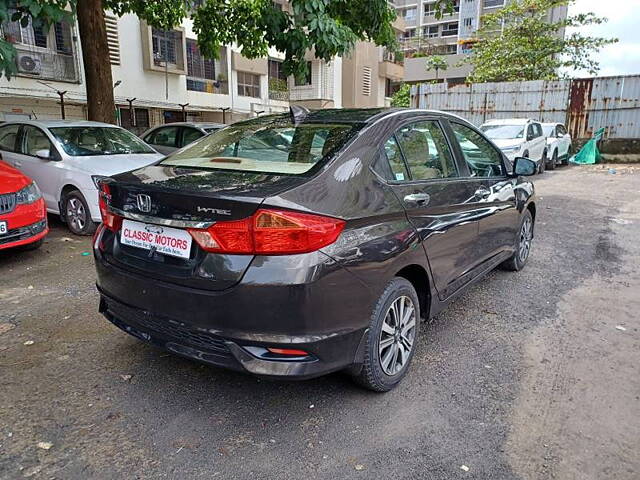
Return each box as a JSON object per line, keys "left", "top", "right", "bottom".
{"left": 181, "top": 127, "right": 204, "bottom": 147}
{"left": 382, "top": 136, "right": 409, "bottom": 181}
{"left": 149, "top": 126, "right": 179, "bottom": 148}
{"left": 0, "top": 124, "right": 20, "bottom": 152}
{"left": 21, "top": 126, "right": 53, "bottom": 156}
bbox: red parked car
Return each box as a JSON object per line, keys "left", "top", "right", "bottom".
{"left": 0, "top": 159, "right": 48, "bottom": 251}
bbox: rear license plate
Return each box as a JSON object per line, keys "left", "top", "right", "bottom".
{"left": 120, "top": 219, "right": 192, "bottom": 259}
{"left": 0, "top": 221, "right": 7, "bottom": 235}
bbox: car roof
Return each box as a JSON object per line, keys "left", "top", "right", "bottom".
{"left": 147, "top": 122, "right": 226, "bottom": 130}
{"left": 1, "top": 119, "right": 123, "bottom": 128}
{"left": 481, "top": 118, "right": 535, "bottom": 126}
{"left": 237, "top": 108, "right": 473, "bottom": 127}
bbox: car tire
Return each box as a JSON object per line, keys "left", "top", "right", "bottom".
{"left": 351, "top": 277, "right": 420, "bottom": 392}
{"left": 62, "top": 190, "right": 96, "bottom": 236}
{"left": 539, "top": 151, "right": 546, "bottom": 174}
{"left": 548, "top": 150, "right": 557, "bottom": 170}
{"left": 501, "top": 209, "right": 533, "bottom": 272}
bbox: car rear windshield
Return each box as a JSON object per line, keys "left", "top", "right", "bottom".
{"left": 480, "top": 124, "right": 525, "bottom": 139}
{"left": 50, "top": 126, "right": 156, "bottom": 156}
{"left": 160, "top": 117, "right": 361, "bottom": 175}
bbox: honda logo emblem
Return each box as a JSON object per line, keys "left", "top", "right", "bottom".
{"left": 136, "top": 194, "right": 151, "bottom": 213}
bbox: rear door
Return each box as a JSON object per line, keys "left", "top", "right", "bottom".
{"left": 447, "top": 121, "right": 518, "bottom": 268}
{"left": 144, "top": 126, "right": 180, "bottom": 154}
{"left": 375, "top": 119, "right": 482, "bottom": 299}
{"left": 0, "top": 124, "right": 22, "bottom": 167}
{"left": 556, "top": 124, "right": 571, "bottom": 157}
{"left": 13, "top": 125, "right": 62, "bottom": 212}
{"left": 179, "top": 127, "right": 204, "bottom": 148}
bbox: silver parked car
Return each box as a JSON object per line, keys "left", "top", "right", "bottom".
{"left": 0, "top": 120, "right": 163, "bottom": 235}
{"left": 141, "top": 122, "right": 226, "bottom": 155}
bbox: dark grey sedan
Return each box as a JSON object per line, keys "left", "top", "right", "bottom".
{"left": 141, "top": 122, "right": 226, "bottom": 155}
{"left": 94, "top": 108, "right": 537, "bottom": 391}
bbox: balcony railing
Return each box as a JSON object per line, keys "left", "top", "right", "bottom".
{"left": 12, "top": 45, "right": 79, "bottom": 82}
{"left": 399, "top": 35, "right": 460, "bottom": 57}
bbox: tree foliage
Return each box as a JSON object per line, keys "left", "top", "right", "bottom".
{"left": 465, "top": 0, "right": 617, "bottom": 83}
{"left": 390, "top": 83, "right": 410, "bottom": 108}
{"left": 424, "top": 55, "right": 447, "bottom": 76}
{"left": 1, "top": 0, "right": 398, "bottom": 82}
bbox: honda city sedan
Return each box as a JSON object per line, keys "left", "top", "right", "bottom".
{"left": 94, "top": 108, "right": 537, "bottom": 391}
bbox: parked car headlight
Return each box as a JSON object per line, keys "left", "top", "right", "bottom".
{"left": 92, "top": 175, "right": 109, "bottom": 188}
{"left": 15, "top": 182, "right": 42, "bottom": 205}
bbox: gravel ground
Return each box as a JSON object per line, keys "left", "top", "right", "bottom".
{"left": 1, "top": 165, "right": 638, "bottom": 479}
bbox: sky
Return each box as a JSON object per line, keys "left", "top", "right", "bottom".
{"left": 567, "top": 0, "right": 640, "bottom": 77}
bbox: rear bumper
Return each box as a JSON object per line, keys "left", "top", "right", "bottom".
{"left": 94, "top": 249, "right": 372, "bottom": 380}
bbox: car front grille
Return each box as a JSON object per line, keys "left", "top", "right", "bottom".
{"left": 0, "top": 219, "right": 46, "bottom": 246}
{"left": 0, "top": 193, "right": 16, "bottom": 214}
{"left": 103, "top": 298, "right": 231, "bottom": 357}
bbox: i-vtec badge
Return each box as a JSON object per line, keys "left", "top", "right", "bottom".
{"left": 197, "top": 206, "right": 232, "bottom": 216}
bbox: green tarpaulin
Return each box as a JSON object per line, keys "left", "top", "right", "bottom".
{"left": 570, "top": 128, "right": 605, "bottom": 164}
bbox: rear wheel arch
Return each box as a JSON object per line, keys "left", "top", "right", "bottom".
{"left": 395, "top": 264, "right": 431, "bottom": 320}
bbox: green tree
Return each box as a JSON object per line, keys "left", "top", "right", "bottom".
{"left": 390, "top": 83, "right": 410, "bottom": 108}
{"left": 424, "top": 55, "right": 448, "bottom": 81}
{"left": 466, "top": 0, "right": 617, "bottom": 83}
{"left": 1, "top": 0, "right": 398, "bottom": 122}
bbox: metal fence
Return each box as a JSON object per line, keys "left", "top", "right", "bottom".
{"left": 411, "top": 75, "right": 640, "bottom": 140}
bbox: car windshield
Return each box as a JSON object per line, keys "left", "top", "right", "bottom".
{"left": 203, "top": 127, "right": 222, "bottom": 133}
{"left": 480, "top": 124, "right": 525, "bottom": 139}
{"left": 49, "top": 126, "right": 156, "bottom": 156}
{"left": 542, "top": 125, "right": 555, "bottom": 136}
{"left": 160, "top": 117, "right": 361, "bottom": 175}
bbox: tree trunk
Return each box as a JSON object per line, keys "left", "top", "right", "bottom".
{"left": 76, "top": 0, "right": 115, "bottom": 123}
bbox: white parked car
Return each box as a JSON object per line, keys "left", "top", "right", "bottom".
{"left": 141, "top": 122, "right": 226, "bottom": 155}
{"left": 480, "top": 118, "right": 548, "bottom": 173}
{"left": 542, "top": 122, "right": 573, "bottom": 170}
{"left": 0, "top": 120, "right": 163, "bottom": 235}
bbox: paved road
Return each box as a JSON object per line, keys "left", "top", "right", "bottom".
{"left": 1, "top": 165, "right": 639, "bottom": 480}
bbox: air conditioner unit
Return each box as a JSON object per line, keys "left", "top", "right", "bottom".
{"left": 17, "top": 54, "right": 42, "bottom": 75}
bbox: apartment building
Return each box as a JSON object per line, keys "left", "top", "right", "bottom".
{"left": 393, "top": 0, "right": 568, "bottom": 84}
{"left": 0, "top": 6, "right": 404, "bottom": 131}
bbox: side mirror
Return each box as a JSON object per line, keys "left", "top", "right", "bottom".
{"left": 35, "top": 149, "right": 51, "bottom": 160}
{"left": 512, "top": 157, "right": 537, "bottom": 176}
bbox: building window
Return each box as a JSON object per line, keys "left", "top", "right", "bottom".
{"left": 443, "top": 44, "right": 458, "bottom": 55}
{"left": 423, "top": 2, "right": 436, "bottom": 16}
{"left": 185, "top": 39, "right": 228, "bottom": 94}
{"left": 152, "top": 28, "right": 181, "bottom": 67}
{"left": 268, "top": 59, "right": 289, "bottom": 100}
{"left": 403, "top": 28, "right": 417, "bottom": 39}
{"left": 483, "top": 0, "right": 504, "bottom": 7}
{"left": 463, "top": 18, "right": 473, "bottom": 27}
{"left": 294, "top": 61, "right": 312, "bottom": 86}
{"left": 441, "top": 22, "right": 458, "bottom": 37}
{"left": 402, "top": 8, "right": 417, "bottom": 20}
{"left": 119, "top": 107, "right": 150, "bottom": 130}
{"left": 424, "top": 25, "right": 439, "bottom": 38}
{"left": 104, "top": 14, "right": 120, "bottom": 65}
{"left": 362, "top": 66, "right": 372, "bottom": 96}
{"left": 237, "top": 71, "right": 261, "bottom": 97}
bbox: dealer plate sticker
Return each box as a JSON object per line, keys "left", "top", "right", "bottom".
{"left": 120, "top": 219, "right": 192, "bottom": 259}
{"left": 0, "top": 221, "right": 7, "bottom": 235}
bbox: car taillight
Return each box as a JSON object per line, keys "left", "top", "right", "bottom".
{"left": 188, "top": 209, "right": 345, "bottom": 255}
{"left": 98, "top": 181, "right": 122, "bottom": 232}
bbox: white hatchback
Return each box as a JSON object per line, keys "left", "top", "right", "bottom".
{"left": 542, "top": 122, "right": 573, "bottom": 170}
{"left": 0, "top": 120, "right": 163, "bottom": 235}
{"left": 480, "top": 118, "right": 548, "bottom": 173}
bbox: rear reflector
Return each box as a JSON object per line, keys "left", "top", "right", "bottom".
{"left": 188, "top": 208, "right": 344, "bottom": 255}
{"left": 266, "top": 348, "right": 310, "bottom": 356}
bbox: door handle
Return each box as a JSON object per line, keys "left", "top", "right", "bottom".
{"left": 474, "top": 187, "right": 491, "bottom": 199}
{"left": 403, "top": 193, "right": 430, "bottom": 205}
